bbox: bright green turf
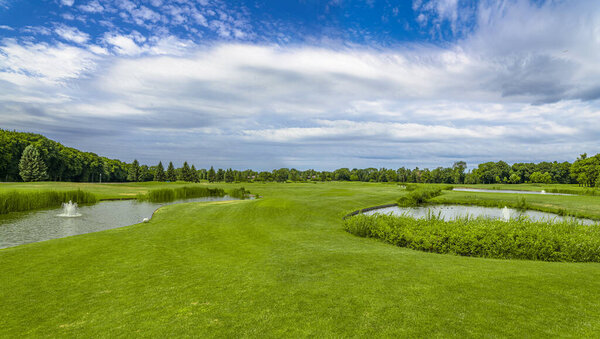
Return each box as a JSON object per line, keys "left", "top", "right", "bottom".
{"left": 1, "top": 182, "right": 600, "bottom": 337}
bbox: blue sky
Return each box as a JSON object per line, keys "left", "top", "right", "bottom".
{"left": 1, "top": 0, "right": 599, "bottom": 170}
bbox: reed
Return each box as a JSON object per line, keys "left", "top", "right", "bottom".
{"left": 344, "top": 213, "right": 600, "bottom": 262}
{"left": 0, "top": 189, "right": 97, "bottom": 214}
{"left": 137, "top": 186, "right": 226, "bottom": 203}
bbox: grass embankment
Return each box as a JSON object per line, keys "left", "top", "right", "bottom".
{"left": 459, "top": 183, "right": 600, "bottom": 196}
{"left": 344, "top": 213, "right": 600, "bottom": 262}
{"left": 1, "top": 182, "right": 600, "bottom": 336}
{"left": 0, "top": 190, "right": 97, "bottom": 214}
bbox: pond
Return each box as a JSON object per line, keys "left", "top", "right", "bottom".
{"left": 0, "top": 197, "right": 238, "bottom": 249}
{"left": 364, "top": 204, "right": 597, "bottom": 225}
{"left": 452, "top": 188, "right": 573, "bottom": 196}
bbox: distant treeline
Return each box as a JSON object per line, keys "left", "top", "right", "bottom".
{"left": 2, "top": 129, "right": 600, "bottom": 187}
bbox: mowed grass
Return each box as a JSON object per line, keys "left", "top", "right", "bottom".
{"left": 1, "top": 182, "right": 600, "bottom": 337}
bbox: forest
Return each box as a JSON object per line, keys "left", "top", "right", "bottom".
{"left": 2, "top": 129, "right": 599, "bottom": 186}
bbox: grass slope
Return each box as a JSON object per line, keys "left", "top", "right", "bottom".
{"left": 1, "top": 182, "right": 600, "bottom": 337}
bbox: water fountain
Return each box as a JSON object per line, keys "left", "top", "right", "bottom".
{"left": 502, "top": 206, "right": 511, "bottom": 222}
{"left": 57, "top": 200, "right": 82, "bottom": 217}
{"left": 541, "top": 190, "right": 546, "bottom": 194}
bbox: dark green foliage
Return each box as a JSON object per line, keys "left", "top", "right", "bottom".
{"left": 1, "top": 129, "right": 129, "bottom": 182}
{"left": 397, "top": 187, "right": 442, "bottom": 206}
{"left": 179, "top": 162, "right": 192, "bottom": 182}
{"left": 18, "top": 145, "right": 47, "bottom": 182}
{"left": 190, "top": 165, "right": 199, "bottom": 183}
{"left": 127, "top": 160, "right": 140, "bottom": 182}
{"left": 137, "top": 186, "right": 225, "bottom": 203}
{"left": 166, "top": 162, "right": 177, "bottom": 182}
{"left": 0, "top": 189, "right": 97, "bottom": 214}
{"left": 344, "top": 213, "right": 600, "bottom": 262}
{"left": 208, "top": 166, "right": 216, "bottom": 182}
{"left": 225, "top": 168, "right": 235, "bottom": 183}
{"left": 154, "top": 161, "right": 166, "bottom": 181}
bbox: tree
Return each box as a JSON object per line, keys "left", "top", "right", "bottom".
{"left": 154, "top": 161, "right": 166, "bottom": 181}
{"left": 216, "top": 168, "right": 225, "bottom": 182}
{"left": 225, "top": 168, "right": 235, "bottom": 183}
{"left": 190, "top": 165, "right": 199, "bottom": 183}
{"left": 179, "top": 162, "right": 191, "bottom": 181}
{"left": 18, "top": 145, "right": 47, "bottom": 182}
{"left": 208, "top": 166, "right": 216, "bottom": 182}
{"left": 508, "top": 173, "right": 521, "bottom": 184}
{"left": 127, "top": 159, "right": 140, "bottom": 182}
{"left": 166, "top": 162, "right": 177, "bottom": 182}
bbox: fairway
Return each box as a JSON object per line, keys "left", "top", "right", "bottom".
{"left": 1, "top": 182, "right": 600, "bottom": 337}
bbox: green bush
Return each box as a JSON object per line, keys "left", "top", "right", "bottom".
{"left": 343, "top": 213, "right": 600, "bottom": 262}
{"left": 229, "top": 187, "right": 252, "bottom": 199}
{"left": 0, "top": 189, "right": 97, "bottom": 214}
{"left": 397, "top": 187, "right": 442, "bottom": 206}
{"left": 138, "top": 186, "right": 226, "bottom": 203}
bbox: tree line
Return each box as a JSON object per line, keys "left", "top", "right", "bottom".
{"left": 3, "top": 130, "right": 600, "bottom": 187}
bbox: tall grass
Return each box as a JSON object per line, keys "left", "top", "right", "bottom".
{"left": 344, "top": 213, "right": 600, "bottom": 262}
{"left": 397, "top": 187, "right": 442, "bottom": 206}
{"left": 0, "top": 189, "right": 97, "bottom": 214}
{"left": 137, "top": 186, "right": 226, "bottom": 203}
{"left": 228, "top": 187, "right": 252, "bottom": 199}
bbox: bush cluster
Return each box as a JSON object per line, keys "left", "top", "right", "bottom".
{"left": 397, "top": 187, "right": 442, "bottom": 206}
{"left": 343, "top": 213, "right": 600, "bottom": 262}
{"left": 0, "top": 189, "right": 97, "bottom": 214}
{"left": 138, "top": 186, "right": 225, "bottom": 203}
{"left": 228, "top": 187, "right": 252, "bottom": 199}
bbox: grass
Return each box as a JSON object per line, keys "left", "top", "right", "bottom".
{"left": 137, "top": 186, "right": 226, "bottom": 202}
{"left": 344, "top": 213, "right": 600, "bottom": 262}
{"left": 1, "top": 182, "right": 600, "bottom": 336}
{"left": 0, "top": 189, "right": 97, "bottom": 214}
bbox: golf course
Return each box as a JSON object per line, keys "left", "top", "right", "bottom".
{"left": 1, "top": 181, "right": 600, "bottom": 337}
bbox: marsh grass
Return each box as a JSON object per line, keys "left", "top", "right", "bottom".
{"left": 137, "top": 186, "right": 226, "bottom": 203}
{"left": 228, "top": 187, "right": 252, "bottom": 199}
{"left": 397, "top": 187, "right": 443, "bottom": 206}
{"left": 0, "top": 189, "right": 97, "bottom": 214}
{"left": 344, "top": 213, "right": 600, "bottom": 262}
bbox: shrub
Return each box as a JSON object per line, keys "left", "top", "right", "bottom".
{"left": 0, "top": 189, "right": 97, "bottom": 214}
{"left": 229, "top": 187, "right": 252, "bottom": 199}
{"left": 397, "top": 187, "right": 442, "bottom": 206}
{"left": 138, "top": 186, "right": 225, "bottom": 202}
{"left": 343, "top": 213, "right": 600, "bottom": 262}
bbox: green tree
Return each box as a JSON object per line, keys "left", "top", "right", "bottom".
{"left": 154, "top": 161, "right": 166, "bottom": 181}
{"left": 208, "top": 166, "right": 216, "bottom": 182}
{"left": 190, "top": 165, "right": 199, "bottom": 183}
{"left": 166, "top": 162, "right": 177, "bottom": 182}
{"left": 127, "top": 159, "right": 140, "bottom": 182}
{"left": 225, "top": 168, "right": 235, "bottom": 183}
{"left": 179, "top": 162, "right": 191, "bottom": 181}
{"left": 18, "top": 145, "right": 47, "bottom": 182}
{"left": 216, "top": 168, "right": 225, "bottom": 182}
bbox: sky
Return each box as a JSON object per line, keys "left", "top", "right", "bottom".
{"left": 0, "top": 0, "right": 599, "bottom": 170}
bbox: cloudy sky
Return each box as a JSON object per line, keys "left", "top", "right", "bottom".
{"left": 1, "top": 0, "right": 599, "bottom": 170}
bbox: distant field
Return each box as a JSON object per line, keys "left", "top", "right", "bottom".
{"left": 1, "top": 182, "right": 600, "bottom": 336}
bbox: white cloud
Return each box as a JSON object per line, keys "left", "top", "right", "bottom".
{"left": 54, "top": 24, "right": 90, "bottom": 44}
{"left": 61, "top": 0, "right": 75, "bottom": 6}
{"left": 78, "top": 0, "right": 103, "bottom": 13}
{"left": 0, "top": 25, "right": 13, "bottom": 30}
{"left": 1, "top": 1, "right": 600, "bottom": 169}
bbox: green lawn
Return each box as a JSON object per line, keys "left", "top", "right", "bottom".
{"left": 1, "top": 182, "right": 600, "bottom": 337}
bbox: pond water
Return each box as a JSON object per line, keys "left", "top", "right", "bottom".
{"left": 0, "top": 197, "right": 237, "bottom": 249}
{"left": 452, "top": 188, "right": 573, "bottom": 196}
{"left": 364, "top": 204, "right": 597, "bottom": 225}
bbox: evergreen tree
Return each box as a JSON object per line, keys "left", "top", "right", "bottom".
{"left": 190, "top": 164, "right": 199, "bottom": 183}
{"left": 179, "top": 161, "right": 191, "bottom": 181}
{"left": 208, "top": 166, "right": 216, "bottom": 182}
{"left": 127, "top": 159, "right": 140, "bottom": 182}
{"left": 154, "top": 161, "right": 166, "bottom": 181}
{"left": 216, "top": 168, "right": 225, "bottom": 182}
{"left": 225, "top": 168, "right": 235, "bottom": 183}
{"left": 166, "top": 161, "right": 177, "bottom": 182}
{"left": 18, "top": 145, "right": 47, "bottom": 182}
